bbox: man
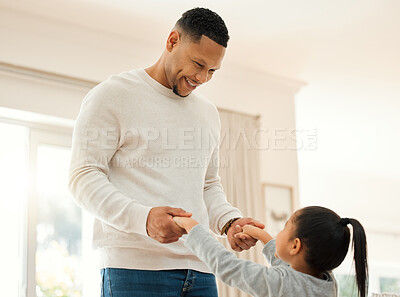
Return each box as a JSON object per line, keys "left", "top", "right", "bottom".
{"left": 69, "top": 7, "right": 264, "bottom": 297}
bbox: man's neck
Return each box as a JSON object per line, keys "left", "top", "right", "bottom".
{"left": 145, "top": 58, "right": 171, "bottom": 89}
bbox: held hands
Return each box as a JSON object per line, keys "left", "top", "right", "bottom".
{"left": 146, "top": 206, "right": 192, "bottom": 244}
{"left": 172, "top": 216, "right": 267, "bottom": 251}
{"left": 149, "top": 208, "right": 269, "bottom": 250}
{"left": 234, "top": 224, "right": 273, "bottom": 246}
{"left": 227, "top": 218, "right": 266, "bottom": 252}
{"left": 235, "top": 224, "right": 264, "bottom": 239}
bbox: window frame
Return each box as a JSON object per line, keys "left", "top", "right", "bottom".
{"left": 0, "top": 114, "right": 77, "bottom": 297}
{"left": 26, "top": 128, "right": 73, "bottom": 297}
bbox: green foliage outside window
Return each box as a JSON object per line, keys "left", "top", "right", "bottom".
{"left": 380, "top": 277, "right": 400, "bottom": 294}
{"left": 36, "top": 241, "right": 82, "bottom": 297}
{"left": 337, "top": 274, "right": 357, "bottom": 297}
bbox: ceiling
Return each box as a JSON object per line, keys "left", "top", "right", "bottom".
{"left": 91, "top": 0, "right": 400, "bottom": 85}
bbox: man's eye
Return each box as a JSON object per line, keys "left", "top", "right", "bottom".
{"left": 195, "top": 62, "right": 203, "bottom": 68}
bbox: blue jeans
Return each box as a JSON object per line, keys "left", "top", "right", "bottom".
{"left": 100, "top": 268, "right": 218, "bottom": 297}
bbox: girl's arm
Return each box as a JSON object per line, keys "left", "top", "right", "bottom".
{"left": 173, "top": 217, "right": 273, "bottom": 245}
{"left": 235, "top": 225, "right": 273, "bottom": 245}
{"left": 235, "top": 225, "right": 286, "bottom": 267}
{"left": 173, "top": 217, "right": 286, "bottom": 297}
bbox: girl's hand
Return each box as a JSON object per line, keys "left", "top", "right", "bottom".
{"left": 242, "top": 224, "right": 261, "bottom": 234}
{"left": 235, "top": 224, "right": 273, "bottom": 245}
{"left": 173, "top": 217, "right": 199, "bottom": 233}
{"left": 235, "top": 224, "right": 262, "bottom": 240}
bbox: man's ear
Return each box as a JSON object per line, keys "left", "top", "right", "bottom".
{"left": 290, "top": 238, "right": 302, "bottom": 256}
{"left": 166, "top": 30, "right": 180, "bottom": 52}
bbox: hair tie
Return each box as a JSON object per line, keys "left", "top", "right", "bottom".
{"left": 340, "top": 218, "right": 350, "bottom": 226}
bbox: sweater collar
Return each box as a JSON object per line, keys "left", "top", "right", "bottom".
{"left": 137, "top": 68, "right": 195, "bottom": 100}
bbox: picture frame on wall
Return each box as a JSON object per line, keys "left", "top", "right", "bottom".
{"left": 262, "top": 183, "right": 294, "bottom": 237}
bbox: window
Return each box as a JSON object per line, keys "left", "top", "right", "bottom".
{"left": 36, "top": 145, "right": 82, "bottom": 297}
{"left": 335, "top": 259, "right": 400, "bottom": 296}
{"left": 380, "top": 277, "right": 400, "bottom": 294}
{"left": 0, "top": 120, "right": 99, "bottom": 297}
{"left": 0, "top": 122, "right": 28, "bottom": 297}
{"left": 336, "top": 274, "right": 357, "bottom": 297}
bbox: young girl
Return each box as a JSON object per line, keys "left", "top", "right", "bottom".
{"left": 173, "top": 206, "right": 368, "bottom": 297}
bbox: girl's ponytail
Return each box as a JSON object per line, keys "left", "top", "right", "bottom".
{"left": 344, "top": 218, "right": 369, "bottom": 297}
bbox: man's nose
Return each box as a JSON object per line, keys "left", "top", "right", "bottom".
{"left": 195, "top": 70, "right": 208, "bottom": 84}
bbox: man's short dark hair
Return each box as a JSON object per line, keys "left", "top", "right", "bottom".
{"left": 176, "top": 7, "right": 229, "bottom": 48}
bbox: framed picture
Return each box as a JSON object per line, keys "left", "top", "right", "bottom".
{"left": 262, "top": 183, "right": 294, "bottom": 237}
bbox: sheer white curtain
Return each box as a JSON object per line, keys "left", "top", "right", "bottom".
{"left": 215, "top": 109, "right": 265, "bottom": 297}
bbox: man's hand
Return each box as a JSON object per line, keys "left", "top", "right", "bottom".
{"left": 146, "top": 206, "right": 192, "bottom": 244}
{"left": 226, "top": 217, "right": 265, "bottom": 252}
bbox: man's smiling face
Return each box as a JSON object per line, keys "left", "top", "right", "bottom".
{"left": 165, "top": 33, "right": 226, "bottom": 97}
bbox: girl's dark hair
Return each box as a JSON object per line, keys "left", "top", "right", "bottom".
{"left": 176, "top": 7, "right": 229, "bottom": 47}
{"left": 293, "top": 206, "right": 368, "bottom": 297}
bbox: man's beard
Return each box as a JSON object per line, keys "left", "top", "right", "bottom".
{"left": 173, "top": 84, "right": 189, "bottom": 98}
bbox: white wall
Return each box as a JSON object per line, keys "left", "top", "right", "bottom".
{"left": 296, "top": 80, "right": 400, "bottom": 289}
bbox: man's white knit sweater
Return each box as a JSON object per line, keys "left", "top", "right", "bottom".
{"left": 68, "top": 68, "right": 242, "bottom": 272}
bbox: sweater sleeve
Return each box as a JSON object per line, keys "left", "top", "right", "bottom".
{"left": 202, "top": 110, "right": 242, "bottom": 235}
{"left": 262, "top": 240, "right": 288, "bottom": 267}
{"left": 186, "top": 225, "right": 287, "bottom": 297}
{"left": 203, "top": 139, "right": 242, "bottom": 235}
{"left": 68, "top": 83, "right": 152, "bottom": 236}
